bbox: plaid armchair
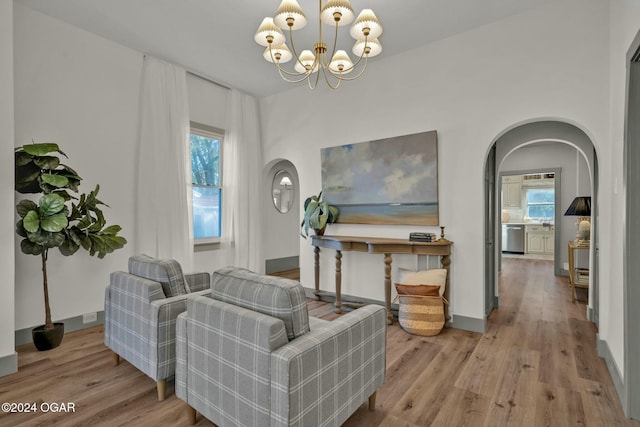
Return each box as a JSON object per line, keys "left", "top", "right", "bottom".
{"left": 175, "top": 267, "right": 387, "bottom": 427}
{"left": 104, "top": 255, "right": 211, "bottom": 401}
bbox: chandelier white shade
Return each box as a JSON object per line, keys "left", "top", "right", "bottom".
{"left": 255, "top": 0, "right": 383, "bottom": 89}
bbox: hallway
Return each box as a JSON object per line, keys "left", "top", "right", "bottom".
{"left": 343, "top": 257, "right": 634, "bottom": 426}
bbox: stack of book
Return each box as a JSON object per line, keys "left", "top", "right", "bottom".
{"left": 409, "top": 232, "right": 437, "bottom": 242}
{"left": 575, "top": 268, "right": 589, "bottom": 286}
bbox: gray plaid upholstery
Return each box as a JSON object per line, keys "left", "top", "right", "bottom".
{"left": 104, "top": 256, "right": 211, "bottom": 388}
{"left": 212, "top": 267, "right": 310, "bottom": 341}
{"left": 176, "top": 292, "right": 386, "bottom": 427}
{"left": 271, "top": 305, "right": 387, "bottom": 427}
{"left": 129, "top": 254, "right": 188, "bottom": 297}
{"left": 185, "top": 272, "right": 211, "bottom": 292}
{"left": 176, "top": 296, "right": 290, "bottom": 426}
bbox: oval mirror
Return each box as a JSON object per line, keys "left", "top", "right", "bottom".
{"left": 272, "top": 170, "right": 295, "bottom": 213}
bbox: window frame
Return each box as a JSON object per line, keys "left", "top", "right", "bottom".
{"left": 190, "top": 121, "right": 224, "bottom": 245}
{"left": 525, "top": 187, "right": 555, "bottom": 220}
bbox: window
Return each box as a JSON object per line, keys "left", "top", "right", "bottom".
{"left": 190, "top": 123, "right": 223, "bottom": 242}
{"left": 526, "top": 188, "right": 554, "bottom": 220}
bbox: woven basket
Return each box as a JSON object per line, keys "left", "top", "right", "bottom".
{"left": 396, "top": 295, "right": 448, "bottom": 336}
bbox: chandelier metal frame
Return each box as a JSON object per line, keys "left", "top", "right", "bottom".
{"left": 254, "top": 0, "right": 383, "bottom": 89}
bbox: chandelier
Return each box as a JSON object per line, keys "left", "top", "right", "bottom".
{"left": 254, "top": 0, "right": 383, "bottom": 89}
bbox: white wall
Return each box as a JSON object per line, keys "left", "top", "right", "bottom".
{"left": 260, "top": 0, "right": 610, "bottom": 323}
{"left": 13, "top": 4, "right": 142, "bottom": 330}
{"left": 1, "top": 0, "right": 16, "bottom": 366}
{"left": 605, "top": 0, "right": 640, "bottom": 380}
{"left": 13, "top": 5, "right": 235, "bottom": 330}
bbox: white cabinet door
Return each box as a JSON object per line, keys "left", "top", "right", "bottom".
{"left": 527, "top": 233, "right": 545, "bottom": 253}
{"left": 525, "top": 225, "right": 555, "bottom": 255}
{"left": 503, "top": 182, "right": 521, "bottom": 208}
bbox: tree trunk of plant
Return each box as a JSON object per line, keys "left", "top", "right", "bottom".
{"left": 41, "top": 250, "right": 53, "bottom": 330}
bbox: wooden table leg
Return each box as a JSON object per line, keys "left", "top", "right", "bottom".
{"left": 568, "top": 242, "right": 576, "bottom": 303}
{"left": 441, "top": 253, "right": 451, "bottom": 321}
{"left": 384, "top": 253, "right": 393, "bottom": 325}
{"left": 334, "top": 250, "right": 342, "bottom": 314}
{"left": 314, "top": 246, "right": 320, "bottom": 300}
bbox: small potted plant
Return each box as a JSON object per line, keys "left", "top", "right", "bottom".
{"left": 15, "top": 142, "right": 127, "bottom": 351}
{"left": 300, "top": 191, "right": 339, "bottom": 238}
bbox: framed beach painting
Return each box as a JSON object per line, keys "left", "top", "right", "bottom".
{"left": 321, "top": 130, "right": 439, "bottom": 225}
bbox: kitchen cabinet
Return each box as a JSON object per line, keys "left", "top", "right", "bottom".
{"left": 502, "top": 176, "right": 522, "bottom": 208}
{"left": 522, "top": 172, "right": 555, "bottom": 187}
{"left": 525, "top": 224, "right": 554, "bottom": 255}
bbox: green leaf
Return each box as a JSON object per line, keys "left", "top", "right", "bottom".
{"left": 67, "top": 229, "right": 82, "bottom": 246}
{"left": 89, "top": 235, "right": 106, "bottom": 257}
{"left": 23, "top": 210, "right": 40, "bottom": 233}
{"left": 33, "top": 156, "right": 60, "bottom": 170}
{"left": 27, "top": 230, "right": 65, "bottom": 248}
{"left": 300, "top": 191, "right": 337, "bottom": 237}
{"left": 59, "top": 163, "right": 80, "bottom": 178}
{"left": 15, "top": 151, "right": 33, "bottom": 166}
{"left": 16, "top": 220, "right": 27, "bottom": 238}
{"left": 39, "top": 193, "right": 65, "bottom": 216}
{"left": 303, "top": 194, "right": 319, "bottom": 211}
{"left": 100, "top": 225, "right": 122, "bottom": 235}
{"left": 20, "top": 239, "right": 43, "bottom": 256}
{"left": 16, "top": 200, "right": 38, "bottom": 218}
{"left": 78, "top": 234, "right": 91, "bottom": 251}
{"left": 327, "top": 205, "right": 339, "bottom": 223}
{"left": 15, "top": 162, "right": 42, "bottom": 193}
{"left": 65, "top": 178, "right": 80, "bottom": 192}
{"left": 41, "top": 213, "right": 68, "bottom": 232}
{"left": 88, "top": 219, "right": 105, "bottom": 232}
{"left": 53, "top": 190, "right": 76, "bottom": 202}
{"left": 77, "top": 234, "right": 91, "bottom": 251}
{"left": 58, "top": 237, "right": 80, "bottom": 256}
{"left": 41, "top": 174, "right": 69, "bottom": 188}
{"left": 15, "top": 143, "right": 126, "bottom": 258}
{"left": 21, "top": 143, "right": 66, "bottom": 157}
{"left": 77, "top": 214, "right": 92, "bottom": 230}
{"left": 103, "top": 235, "right": 127, "bottom": 251}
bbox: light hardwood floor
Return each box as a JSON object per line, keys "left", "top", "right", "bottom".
{"left": 0, "top": 258, "right": 636, "bottom": 427}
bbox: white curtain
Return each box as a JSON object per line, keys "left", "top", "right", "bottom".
{"left": 136, "top": 56, "right": 193, "bottom": 271}
{"left": 221, "top": 90, "right": 263, "bottom": 272}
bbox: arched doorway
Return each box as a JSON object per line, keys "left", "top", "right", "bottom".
{"left": 484, "top": 121, "right": 599, "bottom": 322}
{"left": 264, "top": 159, "right": 301, "bottom": 274}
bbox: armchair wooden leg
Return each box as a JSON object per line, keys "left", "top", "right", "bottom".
{"left": 368, "top": 391, "right": 377, "bottom": 411}
{"left": 156, "top": 380, "right": 166, "bottom": 401}
{"left": 186, "top": 404, "right": 197, "bottom": 425}
{"left": 112, "top": 352, "right": 120, "bottom": 366}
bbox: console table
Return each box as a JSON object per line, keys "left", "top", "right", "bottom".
{"left": 311, "top": 235, "right": 453, "bottom": 324}
{"left": 568, "top": 240, "right": 589, "bottom": 302}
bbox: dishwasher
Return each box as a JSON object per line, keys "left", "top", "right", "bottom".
{"left": 502, "top": 224, "right": 525, "bottom": 254}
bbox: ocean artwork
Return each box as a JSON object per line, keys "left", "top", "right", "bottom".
{"left": 321, "top": 130, "right": 439, "bottom": 225}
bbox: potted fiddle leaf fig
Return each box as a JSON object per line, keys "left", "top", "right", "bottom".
{"left": 300, "top": 191, "right": 339, "bottom": 238}
{"left": 15, "top": 142, "right": 127, "bottom": 351}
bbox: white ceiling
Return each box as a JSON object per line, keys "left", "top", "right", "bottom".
{"left": 16, "top": 0, "right": 558, "bottom": 97}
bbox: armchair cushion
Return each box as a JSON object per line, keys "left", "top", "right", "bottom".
{"left": 129, "top": 254, "right": 188, "bottom": 297}
{"left": 212, "top": 267, "right": 310, "bottom": 341}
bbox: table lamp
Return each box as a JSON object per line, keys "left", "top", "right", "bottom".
{"left": 564, "top": 196, "right": 591, "bottom": 243}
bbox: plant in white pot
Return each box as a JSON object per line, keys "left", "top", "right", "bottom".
{"left": 15, "top": 142, "right": 127, "bottom": 351}
{"left": 300, "top": 191, "right": 339, "bottom": 238}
